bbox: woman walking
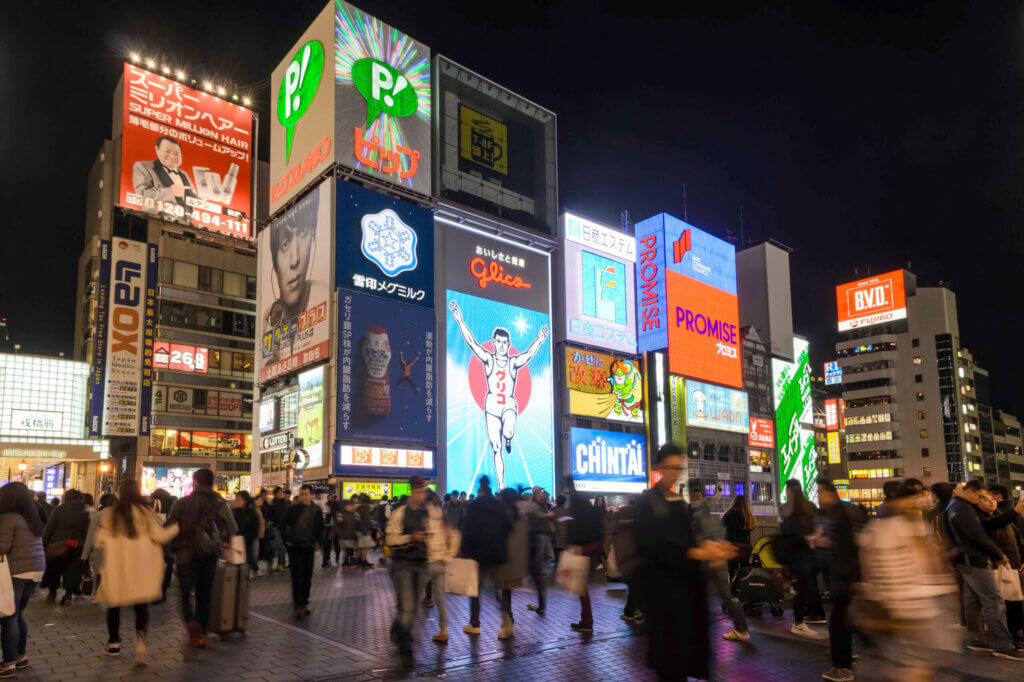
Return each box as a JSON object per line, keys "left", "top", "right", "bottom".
{"left": 721, "top": 494, "right": 755, "bottom": 581}
{"left": 41, "top": 489, "right": 89, "bottom": 605}
{"left": 780, "top": 480, "right": 827, "bottom": 637}
{"left": 0, "top": 482, "right": 45, "bottom": 677}
{"left": 93, "top": 479, "right": 178, "bottom": 664}
{"left": 231, "top": 491, "right": 264, "bottom": 575}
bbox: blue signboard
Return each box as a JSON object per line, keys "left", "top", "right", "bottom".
{"left": 635, "top": 215, "right": 669, "bottom": 352}
{"left": 44, "top": 466, "right": 59, "bottom": 496}
{"left": 336, "top": 179, "right": 434, "bottom": 307}
{"left": 684, "top": 379, "right": 749, "bottom": 433}
{"left": 660, "top": 213, "right": 736, "bottom": 294}
{"left": 570, "top": 427, "right": 647, "bottom": 493}
{"left": 337, "top": 292, "right": 436, "bottom": 447}
{"left": 824, "top": 361, "right": 843, "bottom": 385}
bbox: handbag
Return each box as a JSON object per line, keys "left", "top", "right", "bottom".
{"left": 444, "top": 558, "right": 479, "bottom": 597}
{"left": 555, "top": 549, "right": 591, "bottom": 595}
{"left": 996, "top": 563, "right": 1024, "bottom": 602}
{"left": 0, "top": 556, "right": 15, "bottom": 617}
{"left": 80, "top": 563, "right": 94, "bottom": 596}
{"left": 223, "top": 535, "right": 247, "bottom": 565}
{"left": 44, "top": 541, "right": 71, "bottom": 560}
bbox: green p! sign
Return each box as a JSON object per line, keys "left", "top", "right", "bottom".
{"left": 277, "top": 40, "right": 324, "bottom": 164}
{"left": 352, "top": 58, "right": 417, "bottom": 127}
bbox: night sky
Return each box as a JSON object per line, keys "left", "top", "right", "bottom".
{"left": 3, "top": 1, "right": 1023, "bottom": 413}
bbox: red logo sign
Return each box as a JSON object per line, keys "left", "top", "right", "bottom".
{"left": 469, "top": 257, "right": 532, "bottom": 290}
{"left": 748, "top": 417, "right": 775, "bottom": 448}
{"left": 672, "top": 229, "right": 692, "bottom": 263}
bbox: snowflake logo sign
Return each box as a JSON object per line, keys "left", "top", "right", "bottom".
{"left": 360, "top": 209, "right": 418, "bottom": 277}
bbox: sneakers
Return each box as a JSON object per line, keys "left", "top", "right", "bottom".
{"left": 993, "top": 648, "right": 1024, "bottom": 661}
{"left": 462, "top": 624, "right": 481, "bottom": 635}
{"left": 822, "top": 667, "right": 854, "bottom": 681}
{"left": 526, "top": 604, "right": 545, "bottom": 616}
{"left": 104, "top": 641, "right": 121, "bottom": 656}
{"left": 722, "top": 629, "right": 750, "bottom": 642}
{"left": 134, "top": 632, "right": 146, "bottom": 665}
{"left": 805, "top": 616, "right": 828, "bottom": 625}
{"left": 570, "top": 622, "right": 594, "bottom": 633}
{"left": 791, "top": 623, "right": 822, "bottom": 638}
{"left": 0, "top": 663, "right": 14, "bottom": 678}
{"left": 966, "top": 643, "right": 993, "bottom": 653}
{"left": 497, "top": 625, "right": 514, "bottom": 640}
{"left": 432, "top": 628, "right": 449, "bottom": 642}
{"left": 14, "top": 657, "right": 27, "bottom": 670}
{"left": 421, "top": 598, "right": 434, "bottom": 607}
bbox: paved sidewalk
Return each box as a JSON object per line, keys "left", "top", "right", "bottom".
{"left": 9, "top": 553, "right": 1023, "bottom": 681}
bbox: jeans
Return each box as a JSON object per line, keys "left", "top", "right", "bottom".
{"left": 957, "top": 563, "right": 1013, "bottom": 651}
{"left": 428, "top": 563, "right": 448, "bottom": 628}
{"left": 707, "top": 563, "right": 747, "bottom": 632}
{"left": 0, "top": 579, "right": 35, "bottom": 664}
{"left": 791, "top": 551, "right": 824, "bottom": 624}
{"left": 393, "top": 560, "right": 428, "bottom": 654}
{"left": 177, "top": 556, "right": 218, "bottom": 632}
{"left": 246, "top": 537, "right": 260, "bottom": 573}
{"left": 828, "top": 580, "right": 853, "bottom": 669}
{"left": 287, "top": 546, "right": 315, "bottom": 606}
{"left": 107, "top": 604, "right": 149, "bottom": 643}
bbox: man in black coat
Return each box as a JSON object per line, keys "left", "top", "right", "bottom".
{"left": 283, "top": 484, "right": 324, "bottom": 619}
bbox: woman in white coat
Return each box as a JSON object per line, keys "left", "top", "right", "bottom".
{"left": 94, "top": 479, "right": 178, "bottom": 664}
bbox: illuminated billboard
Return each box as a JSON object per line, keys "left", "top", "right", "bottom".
{"left": 297, "top": 364, "right": 325, "bottom": 469}
{"left": 561, "top": 213, "right": 637, "bottom": 354}
{"left": 748, "top": 417, "right": 775, "bottom": 448}
{"left": 773, "top": 337, "right": 816, "bottom": 504}
{"left": 335, "top": 180, "right": 434, "bottom": 306}
{"left": 435, "top": 56, "right": 558, "bottom": 234}
{"left": 444, "top": 228, "right": 552, "bottom": 494}
{"left": 335, "top": 444, "right": 435, "bottom": 477}
{"left": 635, "top": 213, "right": 740, "bottom": 387}
{"left": 0, "top": 355, "right": 89, "bottom": 439}
{"left": 259, "top": 398, "right": 276, "bottom": 433}
{"left": 338, "top": 293, "right": 436, "bottom": 445}
{"left": 153, "top": 342, "right": 208, "bottom": 373}
{"left": 91, "top": 239, "right": 158, "bottom": 437}
{"left": 835, "top": 270, "right": 907, "bottom": 332}
{"left": 119, "top": 64, "right": 252, "bottom": 238}
{"left": 684, "top": 380, "right": 749, "bottom": 433}
{"left": 824, "top": 361, "right": 842, "bottom": 385}
{"left": 564, "top": 347, "right": 642, "bottom": 424}
{"left": 270, "top": 1, "right": 431, "bottom": 212}
{"left": 569, "top": 427, "right": 647, "bottom": 493}
{"left": 825, "top": 399, "right": 839, "bottom": 431}
{"left": 827, "top": 431, "right": 841, "bottom": 464}
{"left": 669, "top": 375, "right": 687, "bottom": 445}
{"left": 256, "top": 179, "right": 331, "bottom": 384}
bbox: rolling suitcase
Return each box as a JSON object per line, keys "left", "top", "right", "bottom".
{"left": 209, "top": 563, "right": 249, "bottom": 635}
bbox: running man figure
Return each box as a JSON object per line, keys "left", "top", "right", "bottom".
{"left": 398, "top": 353, "right": 420, "bottom": 392}
{"left": 448, "top": 300, "right": 549, "bottom": 490}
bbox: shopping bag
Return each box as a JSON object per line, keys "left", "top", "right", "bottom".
{"left": 605, "top": 546, "right": 621, "bottom": 579}
{"left": 445, "top": 558, "right": 479, "bottom": 597}
{"left": 223, "top": 535, "right": 247, "bottom": 565}
{"left": 0, "top": 556, "right": 15, "bottom": 617}
{"left": 555, "top": 550, "right": 590, "bottom": 595}
{"left": 996, "top": 564, "right": 1024, "bottom": 601}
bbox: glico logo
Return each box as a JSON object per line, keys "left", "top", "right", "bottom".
{"left": 638, "top": 234, "right": 661, "bottom": 332}
{"left": 111, "top": 258, "right": 143, "bottom": 355}
{"left": 470, "top": 258, "right": 531, "bottom": 290}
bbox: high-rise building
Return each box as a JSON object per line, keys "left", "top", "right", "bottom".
{"left": 74, "top": 61, "right": 260, "bottom": 498}
{"left": 993, "top": 410, "right": 1024, "bottom": 491}
{"left": 832, "top": 272, "right": 978, "bottom": 508}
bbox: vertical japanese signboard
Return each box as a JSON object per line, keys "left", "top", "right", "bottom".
{"left": 772, "top": 337, "right": 815, "bottom": 504}
{"left": 119, "top": 63, "right": 253, "bottom": 238}
{"left": 561, "top": 213, "right": 637, "bottom": 353}
{"left": 444, "top": 228, "right": 553, "bottom": 494}
{"left": 96, "top": 239, "right": 157, "bottom": 437}
{"left": 256, "top": 179, "right": 332, "bottom": 384}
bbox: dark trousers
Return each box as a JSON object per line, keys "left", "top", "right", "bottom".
{"left": 530, "top": 538, "right": 547, "bottom": 612}
{"left": 791, "top": 552, "right": 824, "bottom": 624}
{"left": 321, "top": 528, "right": 340, "bottom": 566}
{"left": 177, "top": 556, "right": 218, "bottom": 633}
{"left": 624, "top": 577, "right": 643, "bottom": 617}
{"left": 107, "top": 604, "right": 149, "bottom": 642}
{"left": 578, "top": 541, "right": 602, "bottom": 627}
{"left": 828, "top": 582, "right": 853, "bottom": 669}
{"left": 43, "top": 548, "right": 83, "bottom": 597}
{"left": 160, "top": 555, "right": 173, "bottom": 600}
{"left": 0, "top": 579, "right": 35, "bottom": 664}
{"left": 469, "top": 566, "right": 512, "bottom": 627}
{"left": 1007, "top": 600, "right": 1023, "bottom": 639}
{"left": 288, "top": 546, "right": 315, "bottom": 606}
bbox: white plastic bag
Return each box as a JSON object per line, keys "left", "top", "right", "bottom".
{"left": 0, "top": 556, "right": 15, "bottom": 617}
{"left": 555, "top": 550, "right": 590, "bottom": 595}
{"left": 996, "top": 563, "right": 1023, "bottom": 602}
{"left": 223, "top": 535, "right": 247, "bottom": 565}
{"left": 445, "top": 558, "right": 479, "bottom": 597}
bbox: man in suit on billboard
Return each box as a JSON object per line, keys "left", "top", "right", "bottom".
{"left": 132, "top": 136, "right": 196, "bottom": 214}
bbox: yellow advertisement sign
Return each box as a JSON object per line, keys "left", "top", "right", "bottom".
{"left": 459, "top": 105, "right": 507, "bottom": 175}
{"left": 341, "top": 481, "right": 391, "bottom": 499}
{"left": 565, "top": 347, "right": 643, "bottom": 424}
{"left": 827, "top": 432, "right": 841, "bottom": 464}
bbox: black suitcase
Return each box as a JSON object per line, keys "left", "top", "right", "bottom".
{"left": 209, "top": 563, "right": 249, "bottom": 635}
{"left": 734, "top": 565, "right": 779, "bottom": 604}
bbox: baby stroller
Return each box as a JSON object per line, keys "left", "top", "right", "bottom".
{"left": 731, "top": 535, "right": 786, "bottom": 618}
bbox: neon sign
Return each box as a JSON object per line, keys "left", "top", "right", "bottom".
{"left": 470, "top": 257, "right": 532, "bottom": 290}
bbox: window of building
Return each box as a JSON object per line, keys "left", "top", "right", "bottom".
{"left": 223, "top": 271, "right": 245, "bottom": 298}
{"left": 916, "top": 392, "right": 924, "bottom": 401}
{"left": 850, "top": 468, "right": 893, "bottom": 479}
{"left": 915, "top": 374, "right": 923, "bottom": 383}
{"left": 923, "top": 467, "right": 932, "bottom": 477}
{"left": 912, "top": 338, "right": 920, "bottom": 348}
{"left": 918, "top": 410, "right": 926, "bottom": 420}
{"left": 717, "top": 444, "right": 731, "bottom": 463}
{"left": 919, "top": 429, "right": 928, "bottom": 438}
{"left": 913, "top": 357, "right": 922, "bottom": 365}
{"left": 172, "top": 261, "right": 198, "bottom": 289}
{"left": 246, "top": 276, "right": 257, "bottom": 300}
{"left": 687, "top": 440, "right": 699, "bottom": 459}
{"left": 197, "top": 266, "right": 213, "bottom": 292}
{"left": 703, "top": 442, "right": 716, "bottom": 461}
{"left": 921, "top": 448, "right": 930, "bottom": 457}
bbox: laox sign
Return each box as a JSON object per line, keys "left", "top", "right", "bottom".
{"left": 111, "top": 260, "right": 143, "bottom": 354}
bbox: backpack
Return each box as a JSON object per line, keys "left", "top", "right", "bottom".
{"left": 193, "top": 498, "right": 224, "bottom": 558}
{"left": 373, "top": 503, "right": 388, "bottom": 526}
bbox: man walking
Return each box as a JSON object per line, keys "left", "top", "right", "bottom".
{"left": 283, "top": 484, "right": 324, "bottom": 619}
{"left": 386, "top": 477, "right": 436, "bottom": 664}
{"left": 166, "top": 469, "right": 237, "bottom": 647}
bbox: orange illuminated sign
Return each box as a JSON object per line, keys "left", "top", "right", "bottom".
{"left": 666, "top": 271, "right": 742, "bottom": 388}
{"left": 469, "top": 258, "right": 532, "bottom": 290}
{"left": 836, "top": 270, "right": 907, "bottom": 332}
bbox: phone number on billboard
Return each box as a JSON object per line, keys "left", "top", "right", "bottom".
{"left": 125, "top": 194, "right": 249, "bottom": 237}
